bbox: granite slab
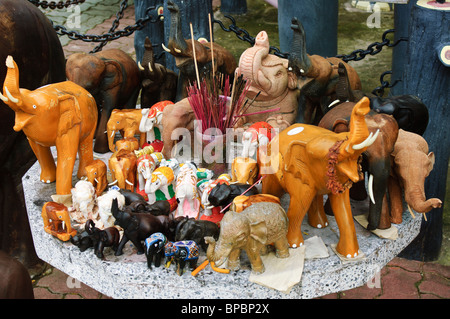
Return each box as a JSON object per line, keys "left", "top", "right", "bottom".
{"left": 23, "top": 152, "right": 422, "bottom": 299}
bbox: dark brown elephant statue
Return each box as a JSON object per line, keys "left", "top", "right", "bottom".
{"left": 139, "top": 37, "right": 178, "bottom": 107}
{"left": 66, "top": 49, "right": 141, "bottom": 153}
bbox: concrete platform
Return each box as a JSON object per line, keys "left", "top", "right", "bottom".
{"left": 23, "top": 152, "right": 423, "bottom": 299}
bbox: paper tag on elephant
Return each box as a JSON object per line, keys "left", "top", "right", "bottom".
{"left": 354, "top": 214, "right": 398, "bottom": 240}
{"left": 249, "top": 246, "right": 305, "bottom": 294}
{"left": 330, "top": 244, "right": 365, "bottom": 264}
{"left": 304, "top": 236, "right": 329, "bottom": 259}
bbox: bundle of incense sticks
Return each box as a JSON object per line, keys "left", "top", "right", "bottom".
{"left": 187, "top": 72, "right": 255, "bottom": 134}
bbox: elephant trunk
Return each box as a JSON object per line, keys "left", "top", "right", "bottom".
{"left": 404, "top": 183, "right": 440, "bottom": 214}
{"left": 166, "top": 1, "right": 187, "bottom": 54}
{"left": 288, "top": 18, "right": 312, "bottom": 76}
{"left": 107, "top": 126, "right": 116, "bottom": 152}
{"left": 205, "top": 236, "right": 229, "bottom": 267}
{"left": 2, "top": 56, "right": 22, "bottom": 109}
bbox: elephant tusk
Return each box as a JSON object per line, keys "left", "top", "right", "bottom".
{"left": 366, "top": 129, "right": 380, "bottom": 148}
{"left": 62, "top": 221, "right": 66, "bottom": 230}
{"left": 352, "top": 132, "right": 374, "bottom": 150}
{"left": 328, "top": 99, "right": 341, "bottom": 108}
{"left": 174, "top": 47, "right": 182, "bottom": 53}
{"left": 4, "top": 87, "right": 19, "bottom": 103}
{"left": 108, "top": 180, "right": 118, "bottom": 186}
{"left": 138, "top": 61, "right": 145, "bottom": 71}
{"left": 368, "top": 174, "right": 375, "bottom": 205}
{"left": 110, "top": 130, "right": 115, "bottom": 138}
{"left": 94, "top": 178, "right": 99, "bottom": 184}
{"left": 161, "top": 43, "right": 171, "bottom": 53}
{"left": 125, "top": 179, "right": 134, "bottom": 186}
{"left": 0, "top": 91, "right": 8, "bottom": 102}
{"left": 148, "top": 62, "right": 153, "bottom": 73}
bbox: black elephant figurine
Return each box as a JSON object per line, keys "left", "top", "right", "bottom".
{"left": 175, "top": 217, "right": 219, "bottom": 251}
{"left": 119, "top": 189, "right": 146, "bottom": 205}
{"left": 70, "top": 231, "right": 94, "bottom": 252}
{"left": 144, "top": 232, "right": 168, "bottom": 269}
{"left": 65, "top": 49, "right": 141, "bottom": 153}
{"left": 208, "top": 183, "right": 259, "bottom": 212}
{"left": 139, "top": 37, "right": 177, "bottom": 107}
{"left": 164, "top": 240, "right": 199, "bottom": 276}
{"left": 126, "top": 199, "right": 171, "bottom": 216}
{"left": 85, "top": 220, "right": 120, "bottom": 259}
{"left": 111, "top": 198, "right": 177, "bottom": 256}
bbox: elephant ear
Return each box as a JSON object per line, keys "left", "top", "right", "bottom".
{"left": 249, "top": 220, "right": 267, "bottom": 245}
{"left": 58, "top": 95, "right": 81, "bottom": 137}
{"left": 103, "top": 60, "right": 123, "bottom": 90}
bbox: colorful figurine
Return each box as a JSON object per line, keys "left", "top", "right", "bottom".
{"left": 85, "top": 219, "right": 120, "bottom": 259}
{"left": 147, "top": 166, "right": 177, "bottom": 212}
{"left": 107, "top": 109, "right": 146, "bottom": 152}
{"left": 205, "top": 202, "right": 290, "bottom": 274}
{"left": 164, "top": 240, "right": 200, "bottom": 276}
{"left": 144, "top": 232, "right": 168, "bottom": 269}
{"left": 241, "top": 121, "right": 275, "bottom": 158}
{"left": 261, "top": 97, "right": 376, "bottom": 258}
{"left": 41, "top": 202, "right": 77, "bottom": 241}
{"left": 231, "top": 157, "right": 259, "bottom": 185}
{"left": 139, "top": 100, "right": 174, "bottom": 144}
{"left": 175, "top": 163, "right": 200, "bottom": 219}
{"left": 136, "top": 153, "right": 160, "bottom": 200}
{"left": 2, "top": 56, "right": 98, "bottom": 195}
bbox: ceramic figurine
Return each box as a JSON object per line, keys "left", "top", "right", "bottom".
{"left": 65, "top": 49, "right": 140, "bottom": 153}
{"left": 108, "top": 149, "right": 138, "bottom": 191}
{"left": 136, "top": 153, "right": 160, "bottom": 200}
{"left": 164, "top": 240, "right": 200, "bottom": 276}
{"left": 175, "top": 217, "right": 220, "bottom": 251}
{"left": 231, "top": 194, "right": 281, "bottom": 213}
{"left": 85, "top": 159, "right": 108, "bottom": 197}
{"left": 144, "top": 232, "right": 168, "bottom": 269}
{"left": 147, "top": 166, "right": 177, "bottom": 212}
{"left": 1, "top": 56, "right": 97, "bottom": 195}
{"left": 41, "top": 202, "right": 77, "bottom": 241}
{"left": 160, "top": 158, "right": 181, "bottom": 176}
{"left": 70, "top": 231, "right": 94, "bottom": 252}
{"left": 287, "top": 18, "right": 361, "bottom": 124}
{"left": 196, "top": 167, "right": 214, "bottom": 181}
{"left": 139, "top": 100, "right": 174, "bottom": 144}
{"left": 231, "top": 156, "right": 259, "bottom": 185}
{"left": 388, "top": 129, "right": 442, "bottom": 223}
{"left": 85, "top": 219, "right": 120, "bottom": 259}
{"left": 111, "top": 198, "right": 176, "bottom": 255}
{"left": 205, "top": 202, "right": 290, "bottom": 274}
{"left": 96, "top": 189, "right": 125, "bottom": 229}
{"left": 175, "top": 163, "right": 200, "bottom": 219}
{"left": 107, "top": 109, "right": 146, "bottom": 152}
{"left": 139, "top": 37, "right": 177, "bottom": 107}
{"left": 260, "top": 97, "right": 377, "bottom": 258}
{"left": 241, "top": 121, "right": 275, "bottom": 158}
{"left": 71, "top": 180, "right": 96, "bottom": 224}
{"left": 164, "top": 1, "right": 237, "bottom": 100}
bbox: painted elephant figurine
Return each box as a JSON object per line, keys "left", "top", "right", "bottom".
{"left": 107, "top": 109, "right": 146, "bottom": 152}
{"left": 388, "top": 129, "right": 442, "bottom": 223}
{"left": 139, "top": 100, "right": 173, "bottom": 144}
{"left": 241, "top": 121, "right": 274, "bottom": 158}
{"left": 85, "top": 219, "right": 120, "bottom": 259}
{"left": 231, "top": 194, "right": 281, "bottom": 213}
{"left": 65, "top": 49, "right": 140, "bottom": 153}
{"left": 41, "top": 202, "right": 77, "bottom": 241}
{"left": 175, "top": 217, "right": 219, "bottom": 251}
{"left": 205, "top": 202, "right": 290, "bottom": 274}
{"left": 164, "top": 1, "right": 237, "bottom": 100}
{"left": 85, "top": 159, "right": 107, "bottom": 197}
{"left": 111, "top": 198, "right": 176, "bottom": 255}
{"left": 231, "top": 156, "right": 259, "bottom": 185}
{"left": 144, "top": 232, "right": 168, "bottom": 269}
{"left": 2, "top": 56, "right": 98, "bottom": 195}
{"left": 147, "top": 166, "right": 177, "bottom": 212}
{"left": 164, "top": 240, "right": 200, "bottom": 276}
{"left": 261, "top": 97, "right": 377, "bottom": 258}
{"left": 174, "top": 163, "right": 200, "bottom": 219}
{"left": 108, "top": 149, "right": 137, "bottom": 191}
{"left": 318, "top": 100, "right": 399, "bottom": 230}
{"left": 139, "top": 37, "right": 177, "bottom": 107}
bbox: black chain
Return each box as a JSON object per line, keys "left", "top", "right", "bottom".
{"left": 371, "top": 70, "right": 400, "bottom": 97}
{"left": 28, "top": 0, "right": 85, "bottom": 9}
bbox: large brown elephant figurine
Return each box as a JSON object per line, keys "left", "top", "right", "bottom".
{"left": 2, "top": 56, "right": 98, "bottom": 195}
{"left": 107, "top": 109, "right": 146, "bottom": 152}
{"left": 261, "top": 97, "right": 376, "bottom": 258}
{"left": 41, "top": 202, "right": 76, "bottom": 241}
{"left": 66, "top": 49, "right": 140, "bottom": 153}
{"left": 388, "top": 129, "right": 442, "bottom": 223}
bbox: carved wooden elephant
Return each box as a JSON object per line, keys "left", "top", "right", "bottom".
{"left": 261, "top": 97, "right": 376, "bottom": 258}
{"left": 85, "top": 159, "right": 107, "bottom": 197}
{"left": 107, "top": 109, "right": 146, "bottom": 152}
{"left": 41, "top": 202, "right": 76, "bottom": 241}
{"left": 108, "top": 149, "right": 137, "bottom": 192}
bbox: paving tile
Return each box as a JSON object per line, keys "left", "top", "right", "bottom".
{"left": 386, "top": 257, "right": 423, "bottom": 273}
{"left": 378, "top": 267, "right": 422, "bottom": 299}
{"left": 418, "top": 272, "right": 450, "bottom": 299}
{"left": 423, "top": 262, "right": 450, "bottom": 279}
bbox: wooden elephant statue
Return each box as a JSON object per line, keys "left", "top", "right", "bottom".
{"left": 107, "top": 109, "right": 146, "bottom": 152}
{"left": 261, "top": 97, "right": 377, "bottom": 258}
{"left": 115, "top": 137, "right": 140, "bottom": 153}
{"left": 231, "top": 156, "right": 259, "bottom": 185}
{"left": 205, "top": 202, "right": 290, "bottom": 274}
{"left": 108, "top": 149, "right": 137, "bottom": 192}
{"left": 2, "top": 56, "right": 98, "bottom": 195}
{"left": 41, "top": 202, "right": 77, "bottom": 241}
{"left": 65, "top": 49, "right": 140, "bottom": 154}
{"left": 85, "top": 159, "right": 107, "bottom": 197}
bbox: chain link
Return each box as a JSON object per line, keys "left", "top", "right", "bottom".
{"left": 28, "top": 0, "right": 85, "bottom": 9}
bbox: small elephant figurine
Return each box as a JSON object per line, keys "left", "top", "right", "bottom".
{"left": 207, "top": 182, "right": 259, "bottom": 212}
{"left": 107, "top": 109, "right": 146, "bottom": 152}
{"left": 41, "top": 202, "right": 77, "bottom": 241}
{"left": 144, "top": 232, "right": 168, "bottom": 269}
{"left": 85, "top": 219, "right": 120, "bottom": 259}
{"left": 85, "top": 159, "right": 107, "bottom": 197}
{"left": 175, "top": 217, "right": 219, "bottom": 251}
{"left": 139, "top": 100, "right": 174, "bottom": 144}
{"left": 241, "top": 121, "right": 274, "bottom": 158}
{"left": 65, "top": 49, "right": 141, "bottom": 154}
{"left": 108, "top": 149, "right": 138, "bottom": 191}
{"left": 231, "top": 157, "right": 259, "bottom": 185}
{"left": 164, "top": 240, "right": 199, "bottom": 276}
{"left": 205, "top": 202, "right": 290, "bottom": 274}
{"left": 126, "top": 200, "right": 171, "bottom": 216}
{"left": 70, "top": 231, "right": 94, "bottom": 252}
{"left": 111, "top": 198, "right": 176, "bottom": 255}
{"left": 231, "top": 194, "right": 281, "bottom": 213}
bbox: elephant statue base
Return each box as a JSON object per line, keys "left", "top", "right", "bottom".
{"left": 41, "top": 202, "right": 77, "bottom": 241}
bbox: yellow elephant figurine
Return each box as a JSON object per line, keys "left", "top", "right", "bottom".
{"left": 1, "top": 56, "right": 98, "bottom": 195}
{"left": 85, "top": 159, "right": 108, "bottom": 197}
{"left": 108, "top": 149, "right": 137, "bottom": 191}
{"left": 107, "top": 109, "right": 146, "bottom": 152}
{"left": 231, "top": 156, "right": 259, "bottom": 185}
{"left": 41, "top": 202, "right": 77, "bottom": 241}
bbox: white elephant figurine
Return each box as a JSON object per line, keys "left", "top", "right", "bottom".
{"left": 175, "top": 164, "right": 200, "bottom": 219}
{"left": 70, "top": 180, "right": 96, "bottom": 224}
{"left": 96, "top": 189, "right": 125, "bottom": 228}
{"left": 139, "top": 101, "right": 173, "bottom": 144}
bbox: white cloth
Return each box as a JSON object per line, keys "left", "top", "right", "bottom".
{"left": 354, "top": 214, "right": 398, "bottom": 240}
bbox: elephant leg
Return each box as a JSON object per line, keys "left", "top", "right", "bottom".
{"left": 227, "top": 248, "right": 241, "bottom": 271}
{"left": 94, "top": 93, "right": 118, "bottom": 153}
{"left": 96, "top": 242, "right": 105, "bottom": 258}
{"left": 154, "top": 253, "right": 162, "bottom": 268}
{"left": 28, "top": 139, "right": 56, "bottom": 183}
{"left": 274, "top": 238, "right": 290, "bottom": 258}
{"left": 388, "top": 176, "right": 404, "bottom": 224}
{"left": 115, "top": 234, "right": 129, "bottom": 256}
{"left": 55, "top": 129, "right": 80, "bottom": 195}
{"left": 246, "top": 245, "right": 264, "bottom": 274}
{"left": 189, "top": 259, "right": 197, "bottom": 270}
{"left": 77, "top": 134, "right": 95, "bottom": 179}
{"left": 329, "top": 190, "right": 360, "bottom": 258}
{"left": 177, "top": 260, "right": 186, "bottom": 275}
{"left": 307, "top": 194, "right": 329, "bottom": 229}
{"left": 261, "top": 173, "right": 284, "bottom": 198}
{"left": 147, "top": 253, "right": 154, "bottom": 268}
{"left": 123, "top": 86, "right": 140, "bottom": 109}
{"left": 129, "top": 236, "right": 145, "bottom": 255}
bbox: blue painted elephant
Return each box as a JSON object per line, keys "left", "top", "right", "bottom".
{"left": 144, "top": 232, "right": 167, "bottom": 269}
{"left": 164, "top": 240, "right": 199, "bottom": 275}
